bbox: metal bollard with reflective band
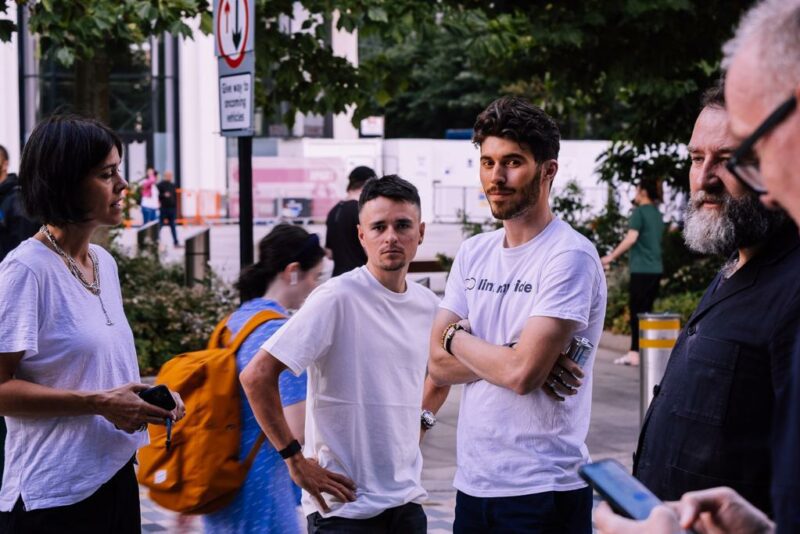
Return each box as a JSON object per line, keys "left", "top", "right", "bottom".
{"left": 639, "top": 313, "right": 681, "bottom": 425}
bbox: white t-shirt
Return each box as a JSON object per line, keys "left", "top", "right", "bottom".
{"left": 262, "top": 266, "right": 439, "bottom": 519}
{"left": 0, "top": 239, "right": 146, "bottom": 511}
{"left": 440, "top": 218, "right": 607, "bottom": 497}
{"left": 141, "top": 185, "right": 159, "bottom": 210}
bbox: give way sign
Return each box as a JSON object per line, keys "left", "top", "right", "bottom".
{"left": 213, "top": 0, "right": 255, "bottom": 68}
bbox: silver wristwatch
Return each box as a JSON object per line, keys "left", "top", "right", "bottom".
{"left": 421, "top": 409, "right": 436, "bottom": 430}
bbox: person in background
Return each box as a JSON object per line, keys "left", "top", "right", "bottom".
{"left": 0, "top": 115, "right": 184, "bottom": 533}
{"left": 157, "top": 170, "right": 180, "bottom": 247}
{"left": 0, "top": 145, "right": 38, "bottom": 262}
{"left": 325, "top": 166, "right": 376, "bottom": 276}
{"left": 139, "top": 167, "right": 159, "bottom": 225}
{"left": 601, "top": 178, "right": 664, "bottom": 366}
{"left": 203, "top": 223, "right": 325, "bottom": 534}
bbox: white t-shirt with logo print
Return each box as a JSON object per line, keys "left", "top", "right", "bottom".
{"left": 440, "top": 218, "right": 607, "bottom": 497}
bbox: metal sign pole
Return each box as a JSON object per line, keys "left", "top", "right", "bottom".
{"left": 238, "top": 136, "right": 254, "bottom": 267}
{"left": 214, "top": 0, "right": 255, "bottom": 271}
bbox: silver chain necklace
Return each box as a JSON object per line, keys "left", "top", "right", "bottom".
{"left": 40, "top": 225, "right": 114, "bottom": 326}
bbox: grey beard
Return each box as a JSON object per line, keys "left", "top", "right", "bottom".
{"left": 683, "top": 191, "right": 786, "bottom": 256}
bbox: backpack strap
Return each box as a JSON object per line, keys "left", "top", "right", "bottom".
{"left": 206, "top": 314, "right": 233, "bottom": 350}
{"left": 226, "top": 310, "right": 286, "bottom": 353}
{"left": 242, "top": 434, "right": 267, "bottom": 471}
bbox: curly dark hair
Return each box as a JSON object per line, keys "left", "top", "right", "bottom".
{"left": 472, "top": 96, "right": 560, "bottom": 162}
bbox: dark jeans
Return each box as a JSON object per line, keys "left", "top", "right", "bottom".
{"left": 453, "top": 487, "right": 593, "bottom": 534}
{"left": 307, "top": 502, "right": 426, "bottom": 534}
{"left": 160, "top": 206, "right": 179, "bottom": 245}
{"left": 629, "top": 273, "right": 661, "bottom": 351}
{"left": 0, "top": 458, "right": 140, "bottom": 534}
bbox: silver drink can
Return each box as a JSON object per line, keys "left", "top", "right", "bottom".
{"left": 565, "top": 336, "right": 593, "bottom": 367}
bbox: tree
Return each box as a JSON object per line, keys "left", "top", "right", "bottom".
{"left": 362, "top": 0, "right": 753, "bottom": 190}
{"left": 3, "top": 0, "right": 211, "bottom": 122}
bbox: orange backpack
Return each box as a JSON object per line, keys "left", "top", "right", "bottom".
{"left": 137, "top": 310, "right": 284, "bottom": 514}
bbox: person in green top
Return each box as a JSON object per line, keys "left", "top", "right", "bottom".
{"left": 601, "top": 178, "right": 665, "bottom": 366}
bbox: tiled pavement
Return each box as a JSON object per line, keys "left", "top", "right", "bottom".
{"left": 140, "top": 334, "right": 640, "bottom": 533}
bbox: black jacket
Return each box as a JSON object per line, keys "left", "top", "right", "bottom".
{"left": 634, "top": 223, "right": 800, "bottom": 515}
{"left": 0, "top": 174, "right": 38, "bottom": 262}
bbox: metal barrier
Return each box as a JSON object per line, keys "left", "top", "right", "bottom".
{"left": 136, "top": 221, "right": 160, "bottom": 255}
{"left": 639, "top": 313, "right": 681, "bottom": 424}
{"left": 184, "top": 229, "right": 210, "bottom": 287}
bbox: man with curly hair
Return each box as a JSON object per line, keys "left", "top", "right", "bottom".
{"left": 423, "top": 96, "right": 607, "bottom": 533}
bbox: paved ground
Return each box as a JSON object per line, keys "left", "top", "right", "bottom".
{"left": 139, "top": 335, "right": 640, "bottom": 533}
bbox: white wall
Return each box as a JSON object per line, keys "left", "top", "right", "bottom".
{"left": 179, "top": 18, "right": 227, "bottom": 193}
{"left": 0, "top": 9, "right": 20, "bottom": 172}
{"left": 330, "top": 11, "right": 359, "bottom": 140}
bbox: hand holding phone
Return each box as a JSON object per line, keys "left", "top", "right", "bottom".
{"left": 579, "top": 459, "right": 666, "bottom": 520}
{"left": 138, "top": 384, "right": 177, "bottom": 411}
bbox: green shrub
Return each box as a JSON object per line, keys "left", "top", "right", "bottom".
{"left": 109, "top": 243, "right": 237, "bottom": 375}
{"left": 653, "top": 290, "right": 704, "bottom": 326}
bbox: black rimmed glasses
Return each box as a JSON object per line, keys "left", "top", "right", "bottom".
{"left": 726, "top": 94, "right": 797, "bottom": 195}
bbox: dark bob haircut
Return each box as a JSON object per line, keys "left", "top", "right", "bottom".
{"left": 20, "top": 115, "right": 123, "bottom": 226}
{"left": 472, "top": 96, "right": 560, "bottom": 163}
{"left": 358, "top": 174, "right": 421, "bottom": 213}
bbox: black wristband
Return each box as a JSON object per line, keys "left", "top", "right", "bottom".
{"left": 278, "top": 439, "right": 302, "bottom": 459}
{"left": 444, "top": 324, "right": 465, "bottom": 355}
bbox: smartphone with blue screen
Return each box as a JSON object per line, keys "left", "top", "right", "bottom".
{"left": 578, "top": 459, "right": 664, "bottom": 520}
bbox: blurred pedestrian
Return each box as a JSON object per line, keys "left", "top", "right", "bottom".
{"left": 139, "top": 167, "right": 159, "bottom": 225}
{"left": 0, "top": 145, "right": 38, "bottom": 262}
{"left": 0, "top": 115, "right": 184, "bottom": 533}
{"left": 325, "top": 166, "right": 375, "bottom": 276}
{"left": 157, "top": 170, "right": 180, "bottom": 247}
{"left": 425, "top": 97, "right": 606, "bottom": 534}
{"left": 601, "top": 178, "right": 664, "bottom": 366}
{"left": 203, "top": 223, "right": 325, "bottom": 534}
{"left": 241, "top": 176, "right": 438, "bottom": 533}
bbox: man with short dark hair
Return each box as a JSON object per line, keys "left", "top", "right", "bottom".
{"left": 631, "top": 85, "right": 800, "bottom": 516}
{"left": 0, "top": 145, "right": 37, "bottom": 262}
{"left": 325, "top": 166, "right": 376, "bottom": 276}
{"left": 425, "top": 96, "right": 607, "bottom": 533}
{"left": 241, "top": 175, "right": 438, "bottom": 533}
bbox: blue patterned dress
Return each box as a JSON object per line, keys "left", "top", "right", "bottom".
{"left": 203, "top": 299, "right": 307, "bottom": 534}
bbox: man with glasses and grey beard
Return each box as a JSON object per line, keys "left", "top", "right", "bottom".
{"left": 629, "top": 84, "right": 800, "bottom": 517}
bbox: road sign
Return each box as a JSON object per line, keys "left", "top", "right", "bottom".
{"left": 213, "top": 0, "right": 255, "bottom": 68}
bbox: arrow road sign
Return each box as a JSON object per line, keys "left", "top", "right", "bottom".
{"left": 213, "top": 0, "right": 254, "bottom": 68}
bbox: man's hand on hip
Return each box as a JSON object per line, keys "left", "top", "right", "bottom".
{"left": 286, "top": 455, "right": 357, "bottom": 513}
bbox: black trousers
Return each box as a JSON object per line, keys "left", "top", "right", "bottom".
{"left": 0, "top": 458, "right": 140, "bottom": 534}
{"left": 629, "top": 273, "right": 662, "bottom": 351}
{"left": 453, "top": 487, "right": 593, "bottom": 534}
{"left": 307, "top": 502, "right": 426, "bottom": 534}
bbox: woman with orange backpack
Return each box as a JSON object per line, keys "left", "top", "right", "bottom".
{"left": 202, "top": 223, "right": 326, "bottom": 534}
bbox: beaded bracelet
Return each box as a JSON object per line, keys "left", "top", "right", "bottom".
{"left": 442, "top": 322, "right": 465, "bottom": 355}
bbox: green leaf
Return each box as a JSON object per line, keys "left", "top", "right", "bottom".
{"left": 367, "top": 7, "right": 388, "bottom": 23}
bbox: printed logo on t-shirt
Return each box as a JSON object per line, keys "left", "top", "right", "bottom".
{"left": 464, "top": 277, "right": 533, "bottom": 295}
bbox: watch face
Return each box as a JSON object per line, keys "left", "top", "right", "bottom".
{"left": 421, "top": 410, "right": 436, "bottom": 429}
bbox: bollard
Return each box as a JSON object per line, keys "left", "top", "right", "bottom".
{"left": 136, "top": 221, "right": 160, "bottom": 255}
{"left": 638, "top": 312, "right": 681, "bottom": 425}
{"left": 184, "top": 229, "right": 210, "bottom": 287}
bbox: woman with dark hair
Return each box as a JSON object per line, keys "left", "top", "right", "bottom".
{"left": 203, "top": 223, "right": 325, "bottom": 534}
{"left": 0, "top": 115, "right": 185, "bottom": 532}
